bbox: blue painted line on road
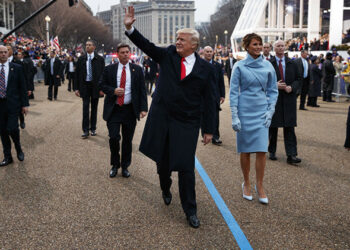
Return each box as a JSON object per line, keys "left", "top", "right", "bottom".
{"left": 195, "top": 157, "right": 253, "bottom": 250}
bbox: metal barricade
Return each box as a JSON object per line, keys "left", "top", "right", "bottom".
{"left": 334, "top": 74, "right": 350, "bottom": 102}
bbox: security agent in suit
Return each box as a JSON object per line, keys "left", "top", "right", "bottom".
{"left": 224, "top": 52, "right": 236, "bottom": 83}
{"left": 100, "top": 43, "right": 148, "bottom": 178}
{"left": 0, "top": 45, "right": 29, "bottom": 167}
{"left": 268, "top": 40, "right": 302, "bottom": 165}
{"left": 74, "top": 40, "right": 105, "bottom": 138}
{"left": 203, "top": 46, "right": 225, "bottom": 145}
{"left": 262, "top": 42, "right": 272, "bottom": 61}
{"left": 43, "top": 50, "right": 64, "bottom": 101}
{"left": 124, "top": 6, "right": 216, "bottom": 228}
{"left": 143, "top": 55, "right": 158, "bottom": 94}
{"left": 295, "top": 50, "right": 310, "bottom": 110}
{"left": 65, "top": 56, "right": 76, "bottom": 92}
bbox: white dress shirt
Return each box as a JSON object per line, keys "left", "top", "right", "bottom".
{"left": 117, "top": 62, "right": 132, "bottom": 104}
{"left": 1, "top": 61, "right": 10, "bottom": 88}
{"left": 69, "top": 62, "right": 75, "bottom": 72}
{"left": 8, "top": 56, "right": 13, "bottom": 63}
{"left": 86, "top": 52, "right": 94, "bottom": 81}
{"left": 50, "top": 57, "right": 55, "bottom": 75}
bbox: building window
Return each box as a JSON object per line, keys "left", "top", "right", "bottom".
{"left": 164, "top": 15, "right": 168, "bottom": 44}
{"left": 181, "top": 15, "right": 184, "bottom": 27}
{"left": 170, "top": 16, "right": 173, "bottom": 43}
{"left": 158, "top": 16, "right": 162, "bottom": 43}
{"left": 186, "top": 15, "right": 190, "bottom": 28}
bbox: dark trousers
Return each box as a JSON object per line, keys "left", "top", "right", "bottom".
{"left": 0, "top": 100, "right": 21, "bottom": 158}
{"left": 268, "top": 127, "right": 297, "bottom": 156}
{"left": 145, "top": 77, "right": 155, "bottom": 94}
{"left": 157, "top": 134, "right": 197, "bottom": 217}
{"left": 82, "top": 85, "right": 99, "bottom": 132}
{"left": 213, "top": 108, "right": 220, "bottom": 140}
{"left": 299, "top": 78, "right": 309, "bottom": 109}
{"left": 19, "top": 112, "right": 24, "bottom": 125}
{"left": 48, "top": 75, "right": 58, "bottom": 100}
{"left": 107, "top": 104, "right": 136, "bottom": 168}
{"left": 67, "top": 72, "right": 75, "bottom": 91}
{"left": 308, "top": 96, "right": 318, "bottom": 106}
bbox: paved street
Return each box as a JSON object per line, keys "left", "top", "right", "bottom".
{"left": 0, "top": 80, "right": 349, "bottom": 249}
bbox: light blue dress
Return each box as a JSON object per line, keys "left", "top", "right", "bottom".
{"left": 230, "top": 54, "right": 278, "bottom": 153}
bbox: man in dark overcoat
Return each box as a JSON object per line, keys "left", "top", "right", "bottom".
{"left": 322, "top": 52, "right": 336, "bottom": 102}
{"left": 295, "top": 50, "right": 310, "bottom": 110}
{"left": 268, "top": 40, "right": 302, "bottom": 165}
{"left": 74, "top": 40, "right": 105, "bottom": 138}
{"left": 142, "top": 55, "right": 158, "bottom": 94}
{"left": 43, "top": 50, "right": 64, "bottom": 101}
{"left": 203, "top": 46, "right": 225, "bottom": 145}
{"left": 0, "top": 45, "right": 29, "bottom": 167}
{"left": 124, "top": 6, "right": 216, "bottom": 228}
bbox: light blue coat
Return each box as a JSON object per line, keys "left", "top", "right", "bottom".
{"left": 230, "top": 54, "right": 278, "bottom": 153}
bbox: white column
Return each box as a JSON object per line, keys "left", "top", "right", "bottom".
{"left": 299, "top": 0, "right": 304, "bottom": 28}
{"left": 285, "top": 11, "right": 293, "bottom": 40}
{"left": 329, "top": 0, "right": 344, "bottom": 47}
{"left": 268, "top": 0, "right": 277, "bottom": 41}
{"left": 277, "top": 0, "right": 284, "bottom": 39}
{"left": 307, "top": 0, "right": 320, "bottom": 42}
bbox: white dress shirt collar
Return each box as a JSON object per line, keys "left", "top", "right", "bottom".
{"left": 87, "top": 52, "right": 94, "bottom": 60}
{"left": 182, "top": 53, "right": 196, "bottom": 77}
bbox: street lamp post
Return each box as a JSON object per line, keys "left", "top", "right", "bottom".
{"left": 215, "top": 35, "right": 218, "bottom": 45}
{"left": 45, "top": 15, "right": 51, "bottom": 46}
{"left": 224, "top": 30, "right": 228, "bottom": 47}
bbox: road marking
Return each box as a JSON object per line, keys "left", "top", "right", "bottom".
{"left": 195, "top": 157, "right": 253, "bottom": 250}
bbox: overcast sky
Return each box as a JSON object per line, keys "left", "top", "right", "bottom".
{"left": 83, "top": 0, "right": 219, "bottom": 23}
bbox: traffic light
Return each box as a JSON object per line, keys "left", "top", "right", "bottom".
{"left": 68, "top": 0, "right": 78, "bottom": 7}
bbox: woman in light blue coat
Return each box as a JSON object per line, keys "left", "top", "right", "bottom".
{"left": 230, "top": 34, "right": 278, "bottom": 204}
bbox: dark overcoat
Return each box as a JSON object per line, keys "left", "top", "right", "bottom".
{"left": 99, "top": 62, "right": 148, "bottom": 121}
{"left": 211, "top": 60, "right": 225, "bottom": 108}
{"left": 269, "top": 56, "right": 301, "bottom": 128}
{"left": 126, "top": 28, "right": 216, "bottom": 172}
{"left": 74, "top": 52, "right": 105, "bottom": 99}
{"left": 0, "top": 63, "right": 29, "bottom": 132}
{"left": 309, "top": 64, "right": 322, "bottom": 97}
{"left": 43, "top": 57, "right": 64, "bottom": 86}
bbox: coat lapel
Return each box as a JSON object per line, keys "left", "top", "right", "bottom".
{"left": 183, "top": 53, "right": 203, "bottom": 81}
{"left": 112, "top": 63, "right": 118, "bottom": 87}
{"left": 170, "top": 51, "right": 181, "bottom": 81}
{"left": 8, "top": 63, "right": 15, "bottom": 87}
{"left": 130, "top": 63, "right": 136, "bottom": 93}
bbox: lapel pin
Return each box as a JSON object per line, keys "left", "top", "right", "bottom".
{"left": 132, "top": 69, "right": 135, "bottom": 72}
{"left": 11, "top": 68, "right": 13, "bottom": 71}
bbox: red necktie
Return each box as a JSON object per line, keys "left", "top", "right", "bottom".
{"left": 180, "top": 57, "right": 186, "bottom": 80}
{"left": 118, "top": 66, "right": 126, "bottom": 106}
{"left": 266, "top": 57, "right": 269, "bottom": 61}
{"left": 278, "top": 60, "right": 284, "bottom": 82}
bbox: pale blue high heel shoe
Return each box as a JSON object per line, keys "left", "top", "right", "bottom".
{"left": 242, "top": 183, "right": 253, "bottom": 201}
{"left": 255, "top": 185, "right": 268, "bottom": 204}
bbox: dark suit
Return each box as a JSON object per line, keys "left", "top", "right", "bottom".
{"left": 309, "top": 64, "right": 322, "bottom": 106}
{"left": 126, "top": 28, "right": 216, "bottom": 217}
{"left": 65, "top": 61, "right": 76, "bottom": 91}
{"left": 209, "top": 60, "right": 225, "bottom": 141}
{"left": 225, "top": 57, "right": 236, "bottom": 82}
{"left": 269, "top": 56, "right": 301, "bottom": 157}
{"left": 43, "top": 57, "right": 64, "bottom": 100}
{"left": 295, "top": 57, "right": 310, "bottom": 109}
{"left": 100, "top": 62, "right": 147, "bottom": 168}
{"left": 322, "top": 59, "right": 336, "bottom": 101}
{"left": 74, "top": 52, "right": 105, "bottom": 133}
{"left": 0, "top": 63, "right": 29, "bottom": 159}
{"left": 143, "top": 58, "right": 158, "bottom": 94}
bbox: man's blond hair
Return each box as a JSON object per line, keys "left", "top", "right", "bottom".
{"left": 176, "top": 28, "right": 200, "bottom": 50}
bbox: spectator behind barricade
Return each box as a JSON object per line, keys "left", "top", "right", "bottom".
{"left": 342, "top": 57, "right": 350, "bottom": 100}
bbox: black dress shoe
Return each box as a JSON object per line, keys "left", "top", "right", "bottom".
{"left": 122, "top": 169, "right": 130, "bottom": 178}
{"left": 269, "top": 152, "right": 277, "bottom": 161}
{"left": 0, "top": 157, "right": 13, "bottom": 167}
{"left": 212, "top": 139, "right": 222, "bottom": 145}
{"left": 48, "top": 97, "right": 52, "bottom": 101}
{"left": 187, "top": 214, "right": 200, "bottom": 228}
{"left": 91, "top": 130, "right": 97, "bottom": 136}
{"left": 17, "top": 151, "right": 24, "bottom": 161}
{"left": 81, "top": 131, "right": 89, "bottom": 139}
{"left": 20, "top": 122, "right": 26, "bottom": 129}
{"left": 299, "top": 107, "right": 308, "bottom": 110}
{"left": 109, "top": 167, "right": 118, "bottom": 178}
{"left": 287, "top": 155, "right": 301, "bottom": 164}
{"left": 162, "top": 190, "right": 172, "bottom": 205}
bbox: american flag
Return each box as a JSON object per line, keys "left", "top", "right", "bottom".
{"left": 53, "top": 36, "right": 61, "bottom": 51}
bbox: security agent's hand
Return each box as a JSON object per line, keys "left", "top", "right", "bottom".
{"left": 22, "top": 107, "right": 28, "bottom": 116}
{"left": 220, "top": 97, "right": 225, "bottom": 104}
{"left": 277, "top": 80, "right": 287, "bottom": 90}
{"left": 124, "top": 6, "right": 136, "bottom": 30}
{"left": 27, "top": 91, "right": 32, "bottom": 96}
{"left": 140, "top": 111, "right": 147, "bottom": 119}
{"left": 75, "top": 90, "right": 80, "bottom": 97}
{"left": 56, "top": 75, "right": 60, "bottom": 79}
{"left": 202, "top": 134, "right": 213, "bottom": 145}
{"left": 99, "top": 91, "right": 105, "bottom": 97}
{"left": 285, "top": 85, "right": 292, "bottom": 93}
{"left": 114, "top": 88, "right": 125, "bottom": 96}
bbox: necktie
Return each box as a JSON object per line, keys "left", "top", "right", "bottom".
{"left": 118, "top": 66, "right": 126, "bottom": 106}
{"left": 87, "top": 55, "right": 92, "bottom": 81}
{"left": 279, "top": 60, "right": 284, "bottom": 82}
{"left": 0, "top": 65, "right": 5, "bottom": 98}
{"left": 180, "top": 57, "right": 186, "bottom": 80}
{"left": 266, "top": 57, "right": 269, "bottom": 61}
